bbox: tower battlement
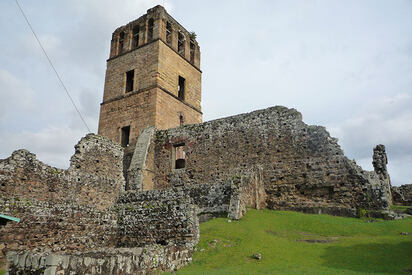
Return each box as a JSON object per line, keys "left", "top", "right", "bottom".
{"left": 108, "top": 5, "right": 200, "bottom": 68}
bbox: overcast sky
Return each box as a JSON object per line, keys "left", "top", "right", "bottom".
{"left": 0, "top": 0, "right": 411, "bottom": 186}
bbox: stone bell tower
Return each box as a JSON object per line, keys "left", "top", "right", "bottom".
{"left": 98, "top": 5, "right": 202, "bottom": 153}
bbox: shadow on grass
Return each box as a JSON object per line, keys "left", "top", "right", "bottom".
{"left": 321, "top": 241, "right": 412, "bottom": 274}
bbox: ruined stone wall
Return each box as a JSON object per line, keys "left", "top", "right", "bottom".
{"left": 0, "top": 134, "right": 124, "bottom": 209}
{"left": 372, "top": 144, "right": 392, "bottom": 205}
{"left": 117, "top": 189, "right": 199, "bottom": 248}
{"left": 227, "top": 170, "right": 267, "bottom": 220}
{"left": 392, "top": 184, "right": 412, "bottom": 205}
{"left": 0, "top": 198, "right": 118, "bottom": 255}
{"left": 0, "top": 134, "right": 124, "bottom": 260}
{"left": 0, "top": 134, "right": 205, "bottom": 274}
{"left": 152, "top": 106, "right": 391, "bottom": 216}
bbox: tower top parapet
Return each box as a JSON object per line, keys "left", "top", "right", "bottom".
{"left": 108, "top": 5, "right": 200, "bottom": 69}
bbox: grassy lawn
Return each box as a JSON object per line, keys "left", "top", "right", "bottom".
{"left": 177, "top": 209, "right": 412, "bottom": 274}
{"left": 390, "top": 205, "right": 410, "bottom": 213}
{"left": 0, "top": 259, "right": 4, "bottom": 275}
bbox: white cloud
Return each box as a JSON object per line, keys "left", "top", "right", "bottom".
{"left": 0, "top": 69, "right": 34, "bottom": 121}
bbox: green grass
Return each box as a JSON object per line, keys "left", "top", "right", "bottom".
{"left": 177, "top": 209, "right": 412, "bottom": 274}
{"left": 0, "top": 258, "right": 4, "bottom": 275}
{"left": 390, "top": 205, "right": 410, "bottom": 212}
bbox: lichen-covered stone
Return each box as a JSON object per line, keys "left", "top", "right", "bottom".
{"left": 392, "top": 184, "right": 412, "bottom": 205}
{"left": 6, "top": 246, "right": 193, "bottom": 275}
{"left": 0, "top": 134, "right": 125, "bottom": 210}
{"left": 150, "top": 106, "right": 392, "bottom": 216}
{"left": 0, "top": 106, "right": 397, "bottom": 274}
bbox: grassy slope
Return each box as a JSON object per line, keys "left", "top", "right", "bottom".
{"left": 177, "top": 209, "right": 412, "bottom": 274}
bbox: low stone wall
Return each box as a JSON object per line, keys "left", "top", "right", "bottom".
{"left": 117, "top": 189, "right": 199, "bottom": 248}
{"left": 0, "top": 198, "right": 118, "bottom": 257}
{"left": 6, "top": 246, "right": 193, "bottom": 275}
{"left": 116, "top": 178, "right": 263, "bottom": 247}
{"left": 3, "top": 178, "right": 263, "bottom": 274}
{"left": 392, "top": 184, "right": 412, "bottom": 205}
{"left": 0, "top": 134, "right": 126, "bottom": 263}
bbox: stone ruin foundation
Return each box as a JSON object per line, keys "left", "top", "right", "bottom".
{"left": 0, "top": 106, "right": 396, "bottom": 274}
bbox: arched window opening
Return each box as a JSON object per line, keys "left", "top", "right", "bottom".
{"left": 132, "top": 26, "right": 140, "bottom": 48}
{"left": 178, "top": 31, "right": 185, "bottom": 55}
{"left": 118, "top": 32, "right": 125, "bottom": 54}
{"left": 173, "top": 143, "right": 186, "bottom": 169}
{"left": 190, "top": 41, "right": 195, "bottom": 63}
{"left": 148, "top": 18, "right": 154, "bottom": 41}
{"left": 166, "top": 22, "right": 172, "bottom": 44}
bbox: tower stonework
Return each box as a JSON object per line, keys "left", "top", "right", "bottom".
{"left": 98, "top": 5, "right": 202, "bottom": 154}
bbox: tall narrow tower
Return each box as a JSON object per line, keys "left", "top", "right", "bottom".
{"left": 98, "top": 5, "right": 202, "bottom": 152}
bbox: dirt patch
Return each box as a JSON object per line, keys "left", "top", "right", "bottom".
{"left": 298, "top": 239, "right": 335, "bottom": 244}
{"left": 265, "top": 230, "right": 279, "bottom": 236}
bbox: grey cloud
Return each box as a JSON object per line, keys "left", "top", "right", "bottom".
{"left": 0, "top": 69, "right": 34, "bottom": 122}
{"left": 0, "top": 127, "right": 84, "bottom": 168}
{"left": 328, "top": 94, "right": 412, "bottom": 185}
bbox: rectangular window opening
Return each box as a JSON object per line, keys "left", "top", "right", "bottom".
{"left": 148, "top": 18, "right": 154, "bottom": 42}
{"left": 121, "top": 126, "right": 130, "bottom": 147}
{"left": 166, "top": 22, "right": 172, "bottom": 44}
{"left": 173, "top": 143, "right": 186, "bottom": 169}
{"left": 178, "top": 31, "right": 185, "bottom": 55}
{"left": 118, "top": 32, "right": 125, "bottom": 55}
{"left": 178, "top": 76, "right": 185, "bottom": 100}
{"left": 132, "top": 26, "right": 139, "bottom": 48}
{"left": 125, "top": 70, "right": 134, "bottom": 92}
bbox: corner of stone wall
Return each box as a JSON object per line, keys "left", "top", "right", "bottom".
{"left": 228, "top": 168, "right": 267, "bottom": 220}
{"left": 69, "top": 133, "right": 125, "bottom": 183}
{"left": 66, "top": 133, "right": 126, "bottom": 209}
